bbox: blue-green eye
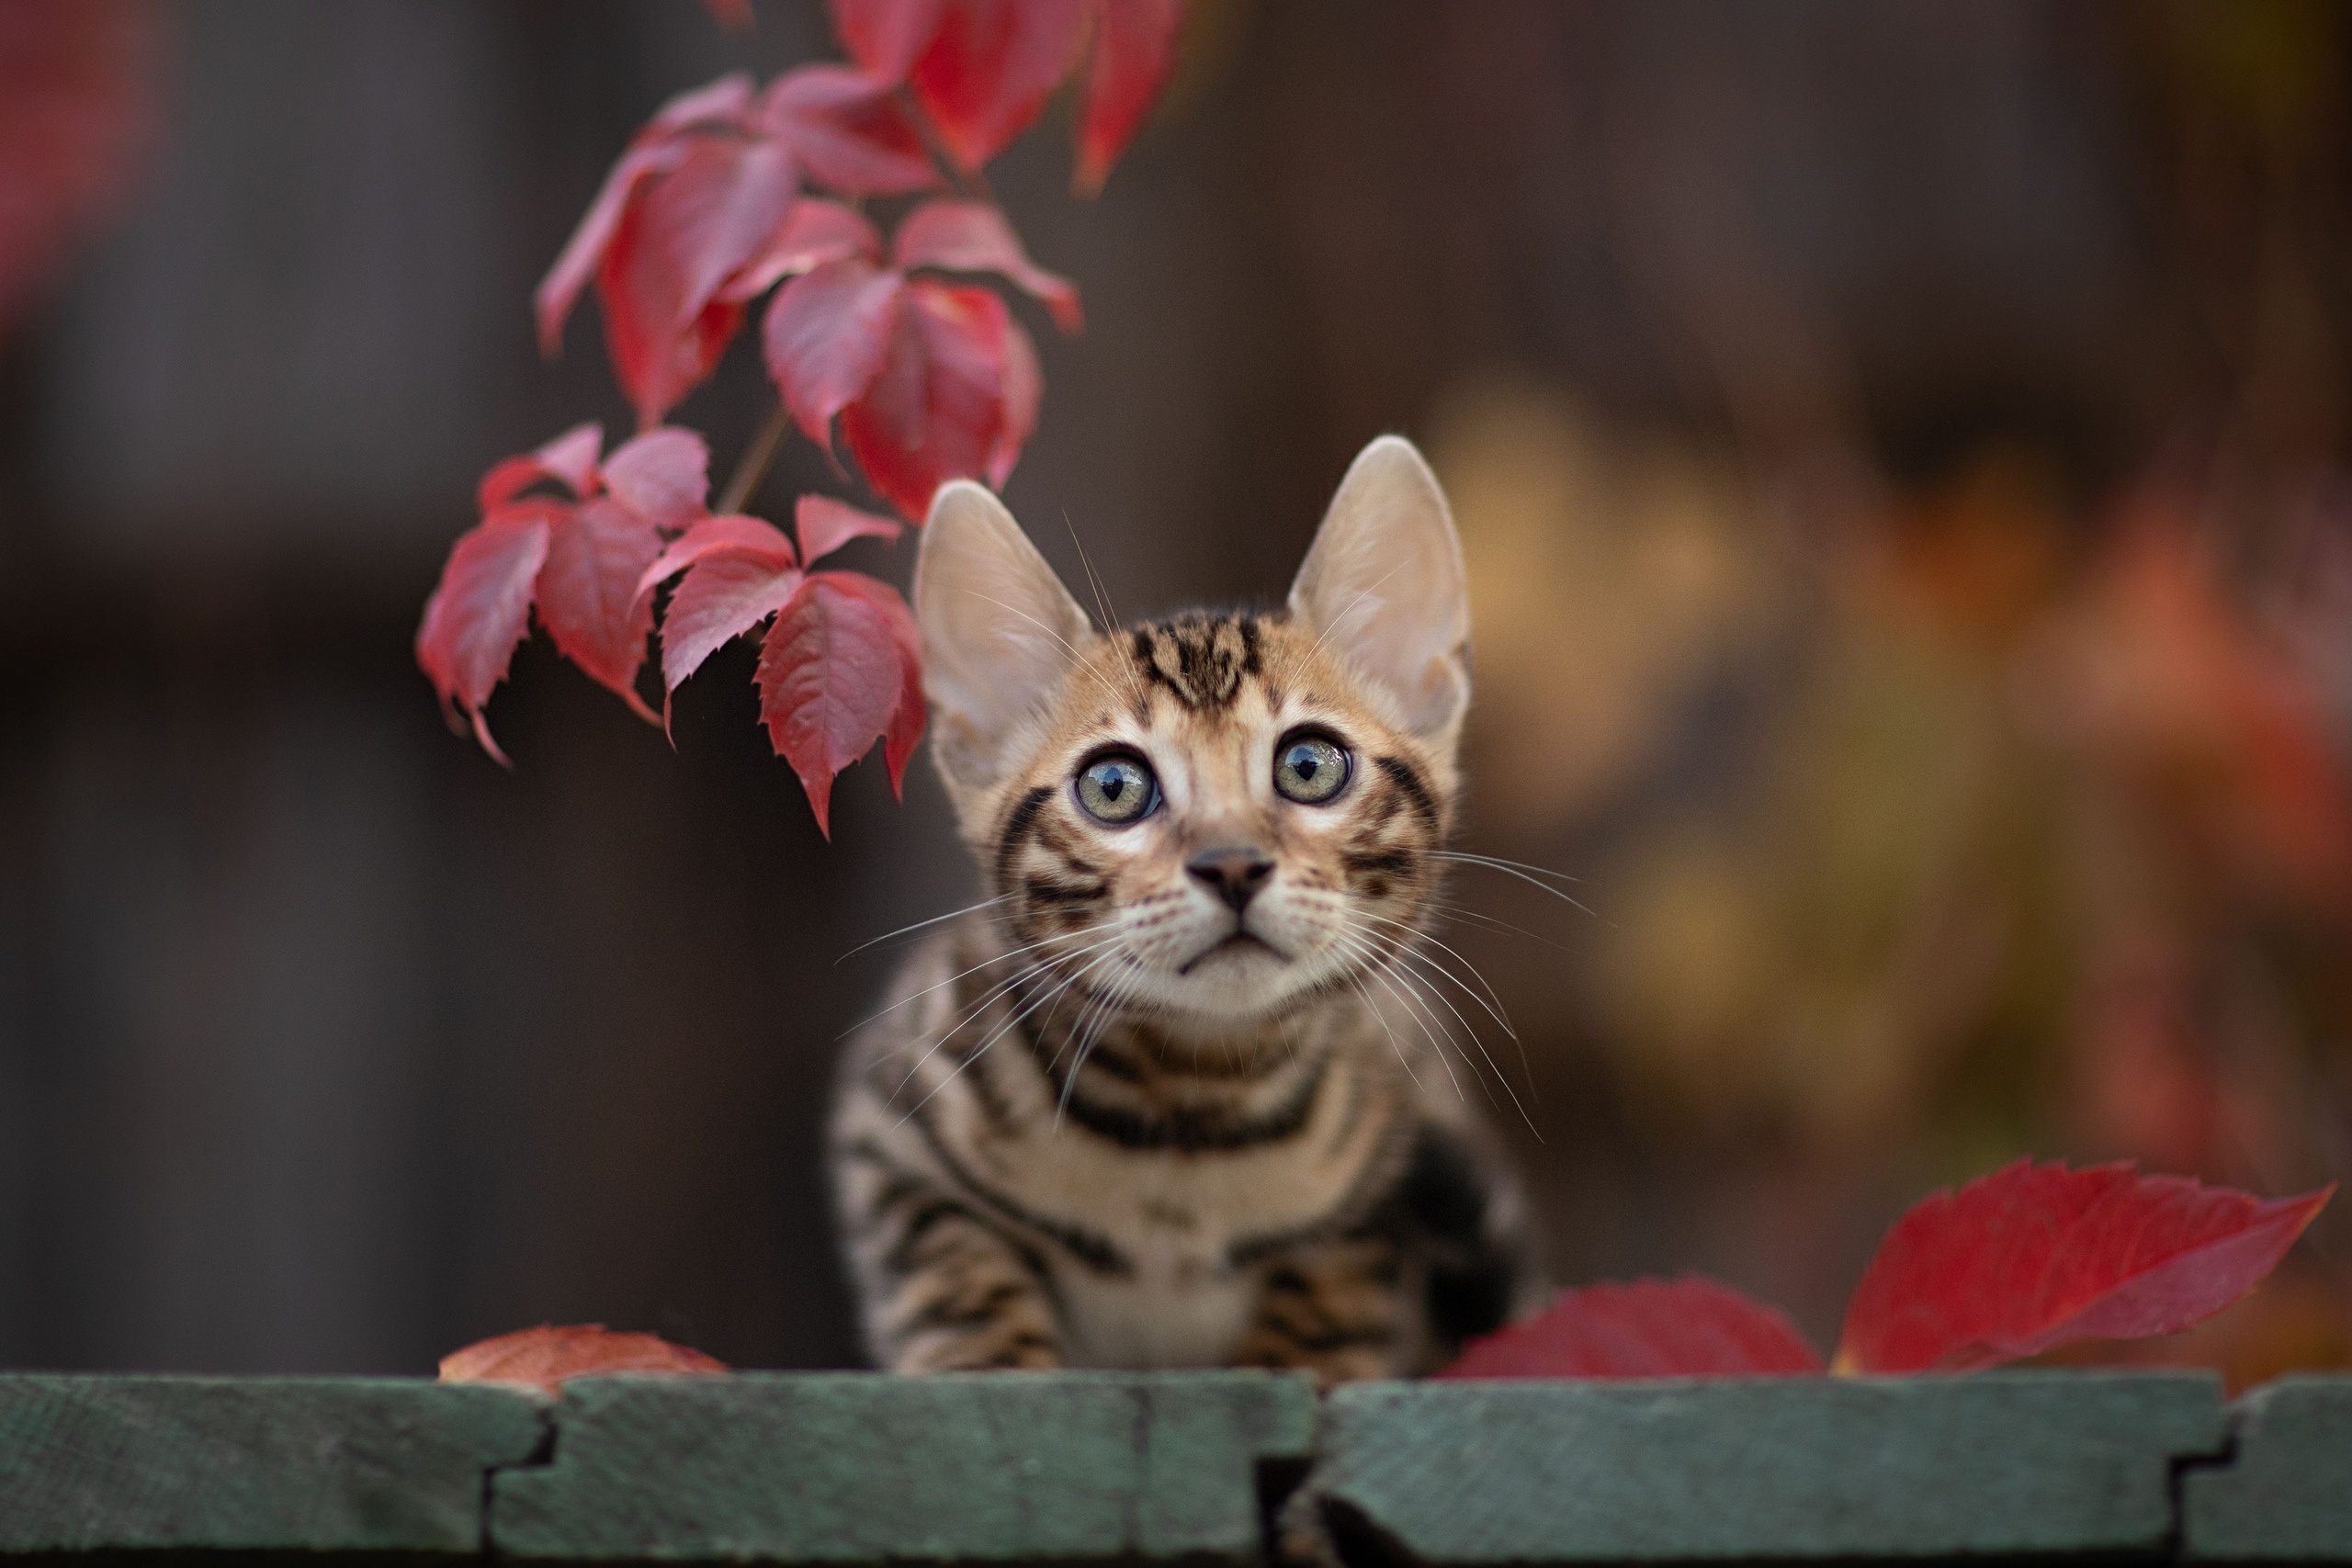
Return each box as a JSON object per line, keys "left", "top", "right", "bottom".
{"left": 1273, "top": 733, "right": 1350, "bottom": 804}
{"left": 1077, "top": 753, "right": 1157, "bottom": 824}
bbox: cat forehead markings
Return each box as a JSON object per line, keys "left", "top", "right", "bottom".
{"left": 1129, "top": 613, "right": 1264, "bottom": 712}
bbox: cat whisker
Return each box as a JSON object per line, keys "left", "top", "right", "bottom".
{"left": 1419, "top": 898, "right": 1577, "bottom": 953}
{"left": 1329, "top": 928, "right": 1465, "bottom": 1103}
{"left": 1375, "top": 941, "right": 1538, "bottom": 1137}
{"left": 836, "top": 894, "right": 1012, "bottom": 963}
{"left": 1352, "top": 913, "right": 1517, "bottom": 1039}
{"left": 1303, "top": 558, "right": 1408, "bottom": 668}
{"left": 885, "top": 927, "right": 1129, "bottom": 1100}
{"left": 1337, "top": 964, "right": 1426, "bottom": 1096}
{"left": 1331, "top": 922, "right": 1540, "bottom": 1137}
{"left": 844, "top": 915, "right": 1118, "bottom": 1041}
{"left": 896, "top": 942, "right": 1129, "bottom": 1122}
{"left": 1056, "top": 957, "right": 1149, "bottom": 1127}
{"left": 962, "top": 590, "right": 1137, "bottom": 716}
{"left": 1430, "top": 852, "right": 1599, "bottom": 918}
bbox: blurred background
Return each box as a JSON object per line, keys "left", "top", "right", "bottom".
{"left": 4, "top": 0, "right": 2349, "bottom": 1385}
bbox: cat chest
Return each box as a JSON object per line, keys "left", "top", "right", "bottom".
{"left": 1040, "top": 1146, "right": 1337, "bottom": 1369}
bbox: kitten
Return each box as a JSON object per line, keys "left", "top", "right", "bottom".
{"left": 830, "top": 436, "right": 1543, "bottom": 1382}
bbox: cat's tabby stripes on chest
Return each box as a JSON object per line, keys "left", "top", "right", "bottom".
{"left": 831, "top": 435, "right": 1544, "bottom": 1383}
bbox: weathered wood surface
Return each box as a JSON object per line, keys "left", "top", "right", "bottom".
{"left": 1306, "top": 1373, "right": 2230, "bottom": 1563}
{"left": 1, "top": 1369, "right": 2346, "bottom": 1563}
{"left": 2183, "top": 1374, "right": 2352, "bottom": 1560}
{"left": 489, "top": 1370, "right": 1317, "bottom": 1564}
{"left": 0, "top": 1374, "right": 545, "bottom": 1553}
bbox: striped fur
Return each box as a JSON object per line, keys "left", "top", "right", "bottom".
{"left": 832, "top": 611, "right": 1541, "bottom": 1381}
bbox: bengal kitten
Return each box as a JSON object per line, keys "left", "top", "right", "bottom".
{"left": 830, "top": 436, "right": 1543, "bottom": 1382}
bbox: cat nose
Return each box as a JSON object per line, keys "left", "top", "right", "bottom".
{"left": 1185, "top": 846, "right": 1275, "bottom": 912}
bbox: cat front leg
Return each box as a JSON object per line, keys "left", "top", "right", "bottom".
{"left": 1232, "top": 1232, "right": 1416, "bottom": 1386}
{"left": 859, "top": 1193, "right": 1064, "bottom": 1371}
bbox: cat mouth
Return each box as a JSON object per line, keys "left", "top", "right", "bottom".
{"left": 1177, "top": 930, "right": 1284, "bottom": 974}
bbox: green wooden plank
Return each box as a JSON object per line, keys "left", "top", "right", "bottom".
{"left": 0, "top": 1374, "right": 546, "bottom": 1553}
{"left": 2184, "top": 1374, "right": 2352, "bottom": 1561}
{"left": 489, "top": 1370, "right": 1317, "bottom": 1564}
{"left": 1307, "top": 1372, "right": 2226, "bottom": 1563}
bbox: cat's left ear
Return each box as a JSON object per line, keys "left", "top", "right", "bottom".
{"left": 1287, "top": 435, "right": 1471, "bottom": 749}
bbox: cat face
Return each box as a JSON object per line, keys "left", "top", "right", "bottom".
{"left": 913, "top": 437, "right": 1471, "bottom": 1029}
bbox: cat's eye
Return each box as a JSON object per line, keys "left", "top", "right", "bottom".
{"left": 1076, "top": 752, "right": 1159, "bottom": 824}
{"left": 1273, "top": 733, "right": 1351, "bottom": 805}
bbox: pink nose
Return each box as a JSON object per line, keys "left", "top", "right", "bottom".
{"left": 1185, "top": 847, "right": 1275, "bottom": 911}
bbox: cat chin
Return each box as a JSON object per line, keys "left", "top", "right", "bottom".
{"left": 1116, "top": 949, "right": 1352, "bottom": 1033}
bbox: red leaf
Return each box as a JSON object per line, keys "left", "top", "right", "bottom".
{"left": 724, "top": 197, "right": 885, "bottom": 304}
{"left": 1073, "top": 0, "right": 1182, "bottom": 195}
{"left": 415, "top": 503, "right": 557, "bottom": 765}
{"left": 599, "top": 426, "right": 711, "bottom": 534}
{"left": 601, "top": 134, "right": 796, "bottom": 425}
{"left": 893, "top": 199, "right": 1081, "bottom": 333}
{"left": 639, "top": 512, "right": 800, "bottom": 600}
{"left": 705, "top": 0, "right": 755, "bottom": 31}
{"left": 907, "top": 0, "right": 1089, "bottom": 172}
{"left": 0, "top": 0, "right": 156, "bottom": 334}
{"left": 535, "top": 73, "right": 756, "bottom": 355}
{"left": 821, "top": 570, "right": 927, "bottom": 794}
{"left": 989, "top": 314, "right": 1040, "bottom": 490}
{"left": 797, "top": 494, "right": 904, "bottom": 565}
{"left": 757, "top": 574, "right": 909, "bottom": 833}
{"left": 536, "top": 497, "right": 663, "bottom": 720}
{"left": 763, "top": 257, "right": 904, "bottom": 450}
{"left": 763, "top": 65, "right": 941, "bottom": 197}
{"left": 477, "top": 421, "right": 605, "bottom": 513}
{"left": 438, "top": 1324, "right": 726, "bottom": 1397}
{"left": 1441, "top": 1276, "right": 1826, "bottom": 1381}
{"left": 830, "top": 0, "right": 944, "bottom": 82}
{"left": 660, "top": 544, "right": 805, "bottom": 694}
{"left": 1834, "top": 1160, "right": 2335, "bottom": 1375}
{"left": 841, "top": 278, "right": 1011, "bottom": 521}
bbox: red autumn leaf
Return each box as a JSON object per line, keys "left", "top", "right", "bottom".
{"left": 828, "top": 0, "right": 944, "bottom": 82}
{"left": 797, "top": 494, "right": 904, "bottom": 564}
{"left": 422, "top": 426, "right": 710, "bottom": 755}
{"left": 895, "top": 198, "right": 1082, "bottom": 333}
{"left": 537, "top": 496, "right": 664, "bottom": 720}
{"left": 601, "top": 133, "right": 797, "bottom": 427}
{"left": 763, "top": 65, "right": 941, "bottom": 197}
{"left": 438, "top": 1324, "right": 726, "bottom": 1396}
{"left": 757, "top": 572, "right": 914, "bottom": 832}
{"left": 905, "top": 0, "right": 1088, "bottom": 173}
{"left": 842, "top": 279, "right": 1014, "bottom": 521}
{"left": 763, "top": 256, "right": 905, "bottom": 452}
{"left": 416, "top": 502, "right": 557, "bottom": 766}
{"left": 1072, "top": 0, "right": 1182, "bottom": 195}
{"left": 704, "top": 0, "right": 755, "bottom": 32}
{"left": 1440, "top": 1276, "right": 1826, "bottom": 1381}
{"left": 828, "top": 0, "right": 1180, "bottom": 191}
{"left": 478, "top": 421, "right": 606, "bottom": 513}
{"left": 0, "top": 0, "right": 155, "bottom": 335}
{"left": 724, "top": 197, "right": 885, "bottom": 304}
{"left": 599, "top": 425, "right": 712, "bottom": 533}
{"left": 990, "top": 312, "right": 1041, "bottom": 490}
{"left": 823, "top": 569, "right": 928, "bottom": 794}
{"left": 1833, "top": 1159, "right": 2335, "bottom": 1375}
{"left": 640, "top": 513, "right": 805, "bottom": 694}
{"left": 536, "top": 73, "right": 756, "bottom": 357}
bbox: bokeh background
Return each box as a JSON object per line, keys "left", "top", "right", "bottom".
{"left": 4, "top": 0, "right": 2349, "bottom": 1384}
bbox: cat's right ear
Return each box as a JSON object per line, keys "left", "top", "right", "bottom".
{"left": 915, "top": 481, "right": 1093, "bottom": 794}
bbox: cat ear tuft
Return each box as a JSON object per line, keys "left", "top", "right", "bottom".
{"left": 1287, "top": 436, "right": 1470, "bottom": 747}
{"left": 915, "top": 482, "right": 1093, "bottom": 792}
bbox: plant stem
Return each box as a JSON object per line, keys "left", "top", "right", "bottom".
{"left": 719, "top": 400, "right": 794, "bottom": 514}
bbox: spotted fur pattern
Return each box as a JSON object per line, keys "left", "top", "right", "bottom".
{"left": 831, "top": 610, "right": 1541, "bottom": 1382}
